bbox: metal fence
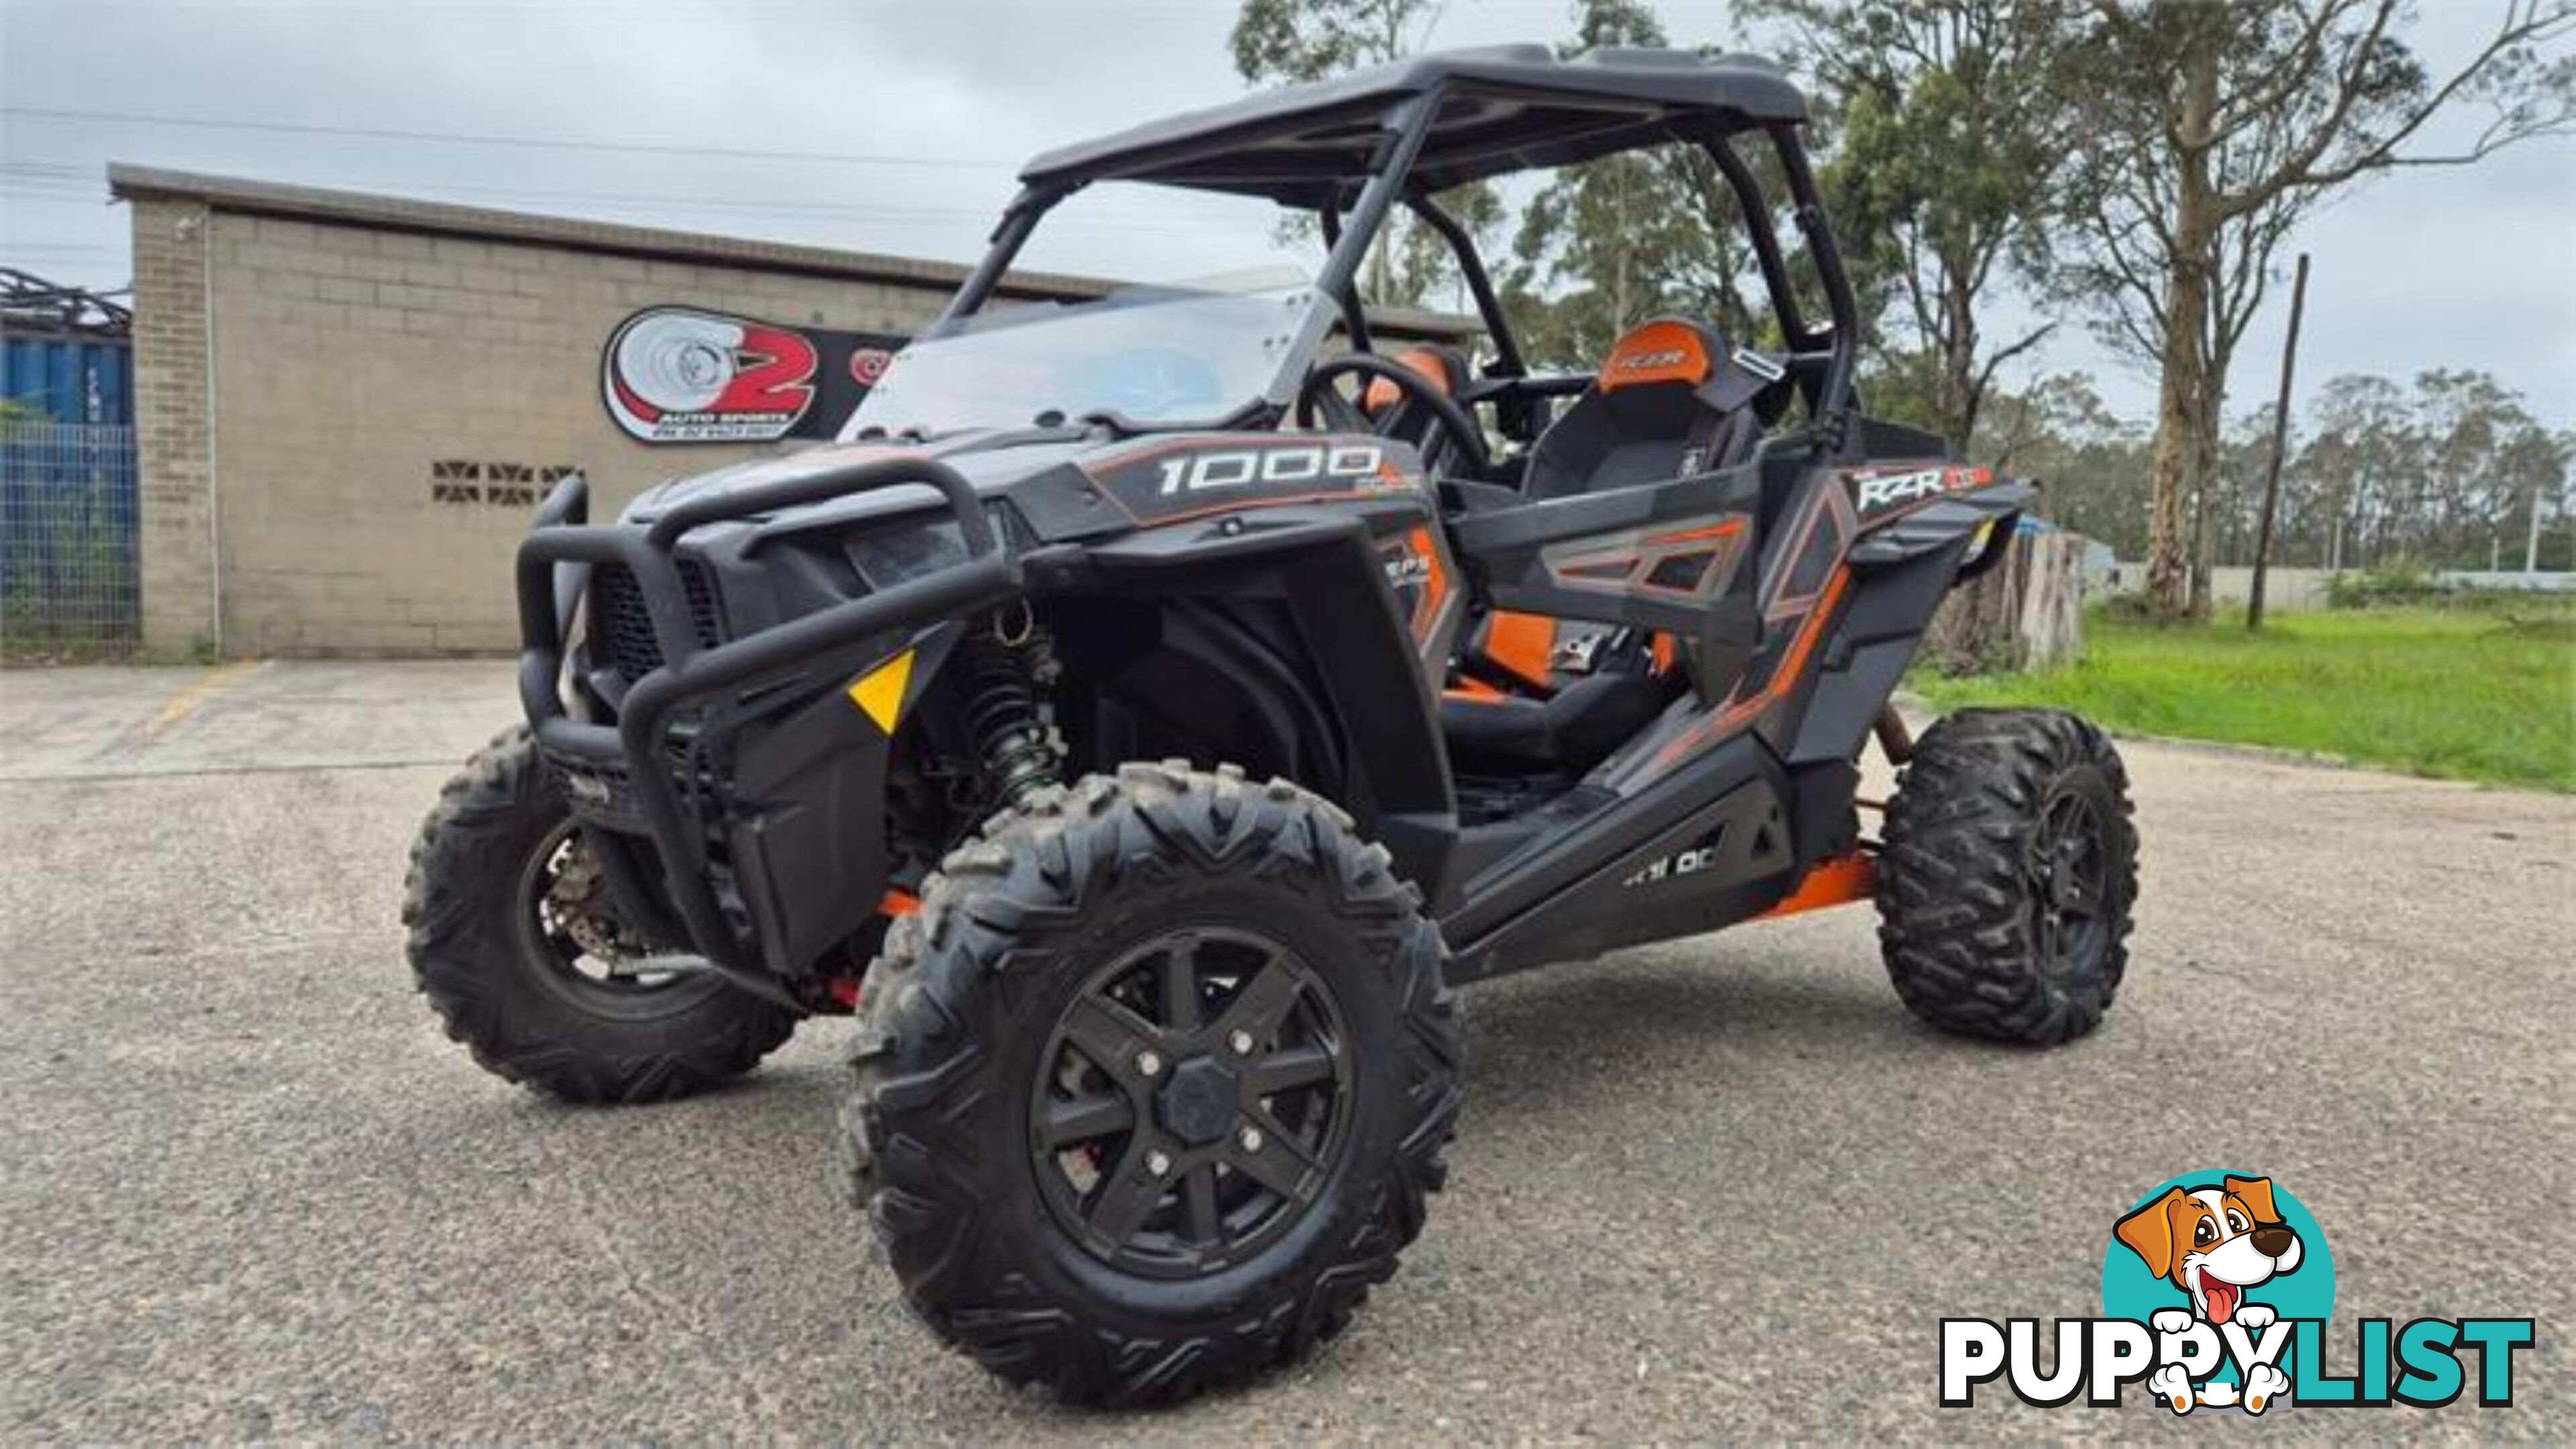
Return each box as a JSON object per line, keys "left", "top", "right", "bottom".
{"left": 1, "top": 421, "right": 140, "bottom": 659}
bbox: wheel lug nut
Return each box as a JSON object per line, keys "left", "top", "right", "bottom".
{"left": 1228, "top": 1030, "right": 1254, "bottom": 1055}
{"left": 1136, "top": 1049, "right": 1163, "bottom": 1077}
{"left": 1144, "top": 1149, "right": 1171, "bottom": 1177}
{"left": 1238, "top": 1126, "right": 1263, "bottom": 1152}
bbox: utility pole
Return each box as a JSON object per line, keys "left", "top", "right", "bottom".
{"left": 2247, "top": 253, "right": 2310, "bottom": 631}
{"left": 2527, "top": 477, "right": 2545, "bottom": 574}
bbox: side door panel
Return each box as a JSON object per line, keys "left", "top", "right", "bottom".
{"left": 1444, "top": 462, "right": 1763, "bottom": 702}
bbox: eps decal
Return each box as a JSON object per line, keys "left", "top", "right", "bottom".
{"left": 603, "top": 307, "right": 908, "bottom": 445}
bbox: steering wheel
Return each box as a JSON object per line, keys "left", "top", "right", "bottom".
{"left": 1295, "top": 353, "right": 1493, "bottom": 477}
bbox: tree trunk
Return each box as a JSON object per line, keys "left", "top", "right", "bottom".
{"left": 1923, "top": 531, "right": 2087, "bottom": 674}
{"left": 1940, "top": 273, "right": 1980, "bottom": 449}
{"left": 2143, "top": 25, "right": 2220, "bottom": 622}
{"left": 2189, "top": 451, "right": 2216, "bottom": 616}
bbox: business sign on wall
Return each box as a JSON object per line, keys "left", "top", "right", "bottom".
{"left": 602, "top": 307, "right": 906, "bottom": 444}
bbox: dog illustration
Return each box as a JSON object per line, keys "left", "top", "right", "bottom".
{"left": 2116, "top": 1175, "right": 2304, "bottom": 1414}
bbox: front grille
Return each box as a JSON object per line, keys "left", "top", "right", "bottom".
{"left": 542, "top": 731, "right": 703, "bottom": 833}
{"left": 593, "top": 561, "right": 721, "bottom": 679}
{"left": 544, "top": 750, "right": 644, "bottom": 828}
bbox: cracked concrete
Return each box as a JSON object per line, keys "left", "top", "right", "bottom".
{"left": 2, "top": 660, "right": 2569, "bottom": 1441}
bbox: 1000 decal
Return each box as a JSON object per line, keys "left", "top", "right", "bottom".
{"left": 1154, "top": 443, "right": 1390, "bottom": 496}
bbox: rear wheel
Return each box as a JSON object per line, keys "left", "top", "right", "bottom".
{"left": 403, "top": 727, "right": 800, "bottom": 1103}
{"left": 1876, "top": 708, "right": 2137, "bottom": 1044}
{"left": 844, "top": 763, "right": 1460, "bottom": 1406}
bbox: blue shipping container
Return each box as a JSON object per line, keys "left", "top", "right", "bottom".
{"left": 1, "top": 335, "right": 134, "bottom": 426}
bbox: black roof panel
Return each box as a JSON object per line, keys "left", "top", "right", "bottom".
{"left": 1022, "top": 45, "right": 1806, "bottom": 203}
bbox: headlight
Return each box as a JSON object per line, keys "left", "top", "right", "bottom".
{"left": 845, "top": 517, "right": 973, "bottom": 588}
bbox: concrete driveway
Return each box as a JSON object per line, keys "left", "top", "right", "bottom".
{"left": 3, "top": 661, "right": 2569, "bottom": 1442}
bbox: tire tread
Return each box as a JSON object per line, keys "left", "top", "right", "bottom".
{"left": 1876, "top": 708, "right": 2138, "bottom": 1045}
{"left": 402, "top": 725, "right": 798, "bottom": 1104}
{"left": 844, "top": 761, "right": 1460, "bottom": 1407}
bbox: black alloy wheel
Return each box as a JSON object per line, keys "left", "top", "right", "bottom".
{"left": 1028, "top": 927, "right": 1354, "bottom": 1279}
{"left": 2028, "top": 785, "right": 2115, "bottom": 983}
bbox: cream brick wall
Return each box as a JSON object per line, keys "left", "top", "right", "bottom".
{"left": 138, "top": 208, "right": 953, "bottom": 655}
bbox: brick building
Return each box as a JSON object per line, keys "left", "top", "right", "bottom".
{"left": 111, "top": 166, "right": 1470, "bottom": 655}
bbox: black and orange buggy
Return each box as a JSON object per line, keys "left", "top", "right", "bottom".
{"left": 406, "top": 45, "right": 2138, "bottom": 1405}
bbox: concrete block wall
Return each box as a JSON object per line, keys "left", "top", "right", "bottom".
{"left": 117, "top": 168, "right": 1470, "bottom": 657}
{"left": 131, "top": 205, "right": 953, "bottom": 655}
{"left": 129, "top": 197, "right": 219, "bottom": 653}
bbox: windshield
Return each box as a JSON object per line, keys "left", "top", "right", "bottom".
{"left": 843, "top": 282, "right": 1335, "bottom": 439}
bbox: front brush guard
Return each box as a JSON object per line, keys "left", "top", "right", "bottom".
{"left": 516, "top": 457, "right": 1022, "bottom": 1000}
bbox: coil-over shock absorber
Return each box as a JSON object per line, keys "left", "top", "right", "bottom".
{"left": 955, "top": 603, "right": 1061, "bottom": 810}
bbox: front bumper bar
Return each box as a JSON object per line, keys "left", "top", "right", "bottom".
{"left": 515, "top": 456, "right": 1022, "bottom": 991}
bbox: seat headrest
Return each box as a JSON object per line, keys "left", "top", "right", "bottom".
{"left": 1597, "top": 317, "right": 1725, "bottom": 393}
{"left": 1362, "top": 343, "right": 1472, "bottom": 414}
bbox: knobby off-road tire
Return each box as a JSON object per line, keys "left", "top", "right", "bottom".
{"left": 844, "top": 763, "right": 1460, "bottom": 1407}
{"left": 1876, "top": 708, "right": 2138, "bottom": 1045}
{"left": 402, "top": 726, "right": 798, "bottom": 1104}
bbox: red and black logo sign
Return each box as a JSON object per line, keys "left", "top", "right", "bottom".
{"left": 602, "top": 307, "right": 906, "bottom": 445}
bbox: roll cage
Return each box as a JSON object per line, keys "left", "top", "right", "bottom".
{"left": 511, "top": 46, "right": 1906, "bottom": 1004}
{"left": 940, "top": 44, "right": 1860, "bottom": 447}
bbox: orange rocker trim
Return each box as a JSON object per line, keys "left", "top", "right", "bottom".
{"left": 1753, "top": 851, "right": 1877, "bottom": 921}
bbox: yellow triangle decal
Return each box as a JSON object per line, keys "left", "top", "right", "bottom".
{"left": 848, "top": 649, "right": 914, "bottom": 733}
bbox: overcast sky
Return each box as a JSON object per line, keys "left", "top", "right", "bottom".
{"left": 4, "top": 0, "right": 2570, "bottom": 431}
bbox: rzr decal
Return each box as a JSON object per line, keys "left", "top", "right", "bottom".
{"left": 602, "top": 307, "right": 908, "bottom": 445}
{"left": 1847, "top": 462, "right": 1994, "bottom": 520}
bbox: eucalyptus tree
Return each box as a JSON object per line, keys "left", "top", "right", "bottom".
{"left": 2054, "top": 0, "right": 2573, "bottom": 618}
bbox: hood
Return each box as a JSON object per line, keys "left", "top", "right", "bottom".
{"left": 619, "top": 427, "right": 1100, "bottom": 531}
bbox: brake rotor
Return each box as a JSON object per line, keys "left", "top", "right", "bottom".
{"left": 541, "top": 835, "right": 651, "bottom": 965}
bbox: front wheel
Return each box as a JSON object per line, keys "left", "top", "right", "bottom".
{"left": 844, "top": 763, "right": 1460, "bottom": 1407}
{"left": 1876, "top": 708, "right": 2138, "bottom": 1044}
{"left": 402, "top": 726, "right": 800, "bottom": 1103}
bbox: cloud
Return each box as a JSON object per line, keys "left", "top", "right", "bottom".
{"left": 3, "top": 0, "right": 2569, "bottom": 427}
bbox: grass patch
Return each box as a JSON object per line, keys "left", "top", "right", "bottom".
{"left": 1911, "top": 603, "right": 2576, "bottom": 791}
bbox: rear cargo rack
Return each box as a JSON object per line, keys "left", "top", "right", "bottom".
{"left": 516, "top": 456, "right": 1022, "bottom": 989}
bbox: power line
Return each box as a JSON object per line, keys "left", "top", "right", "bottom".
{"left": 0, "top": 164, "right": 1287, "bottom": 237}
{"left": 0, "top": 180, "right": 1273, "bottom": 239}
{"left": 0, "top": 105, "right": 1020, "bottom": 170}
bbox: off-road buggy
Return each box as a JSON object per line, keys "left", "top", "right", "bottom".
{"left": 406, "top": 44, "right": 2137, "bottom": 1406}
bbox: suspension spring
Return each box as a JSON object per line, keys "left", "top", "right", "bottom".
{"left": 957, "top": 606, "right": 1061, "bottom": 810}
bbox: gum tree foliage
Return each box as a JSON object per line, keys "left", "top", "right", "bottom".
{"left": 1228, "top": 0, "right": 1505, "bottom": 310}
{"left": 1980, "top": 373, "right": 2156, "bottom": 557}
{"left": 1229, "top": 0, "right": 1777, "bottom": 358}
{"left": 1977, "top": 369, "right": 2573, "bottom": 573}
{"left": 2269, "top": 370, "right": 2573, "bottom": 570}
{"left": 1497, "top": 0, "right": 1779, "bottom": 366}
{"left": 2053, "top": 0, "right": 2575, "bottom": 620}
{"left": 1751, "top": 0, "right": 2080, "bottom": 454}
